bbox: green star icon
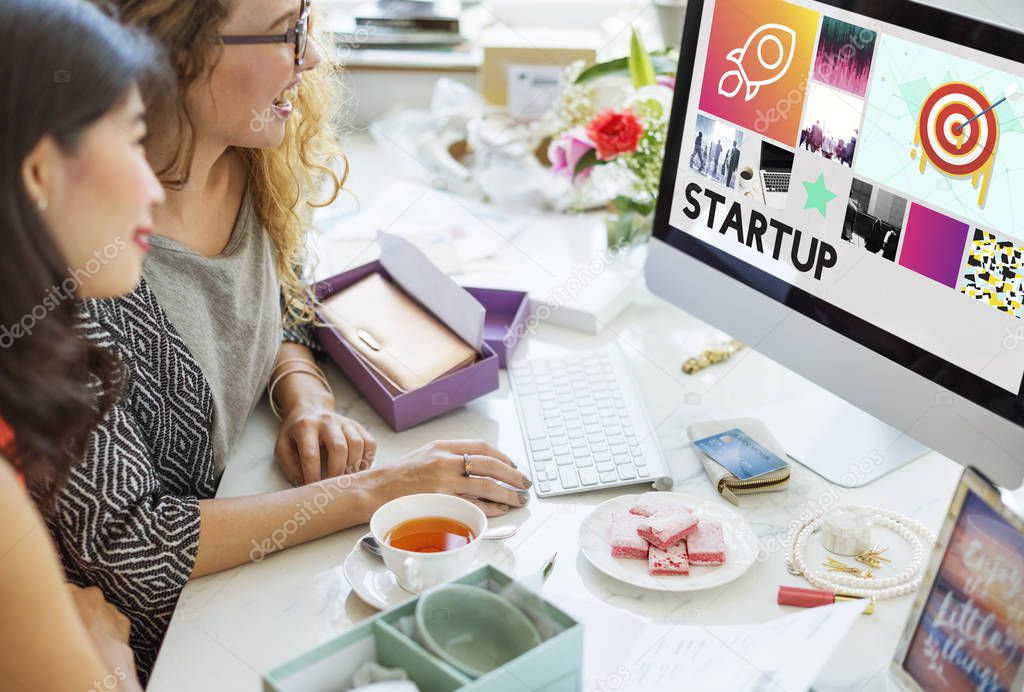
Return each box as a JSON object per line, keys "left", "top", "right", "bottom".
{"left": 802, "top": 173, "right": 837, "bottom": 218}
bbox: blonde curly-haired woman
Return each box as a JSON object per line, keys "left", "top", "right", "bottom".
{"left": 41, "top": 0, "right": 530, "bottom": 681}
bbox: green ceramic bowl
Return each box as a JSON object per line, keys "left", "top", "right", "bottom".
{"left": 415, "top": 584, "right": 542, "bottom": 678}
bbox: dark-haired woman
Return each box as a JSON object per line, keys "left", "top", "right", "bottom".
{"left": 0, "top": 0, "right": 165, "bottom": 689}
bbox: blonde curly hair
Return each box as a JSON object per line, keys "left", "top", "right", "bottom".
{"left": 108, "top": 0, "right": 346, "bottom": 326}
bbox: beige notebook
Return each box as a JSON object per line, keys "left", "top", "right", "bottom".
{"left": 319, "top": 274, "right": 478, "bottom": 392}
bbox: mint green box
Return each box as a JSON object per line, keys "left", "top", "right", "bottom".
{"left": 263, "top": 566, "right": 582, "bottom": 692}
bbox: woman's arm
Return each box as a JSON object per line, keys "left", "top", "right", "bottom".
{"left": 0, "top": 460, "right": 142, "bottom": 692}
{"left": 192, "top": 439, "right": 531, "bottom": 576}
{"left": 44, "top": 400, "right": 204, "bottom": 678}
{"left": 271, "top": 341, "right": 377, "bottom": 485}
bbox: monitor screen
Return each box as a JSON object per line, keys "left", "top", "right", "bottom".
{"left": 655, "top": 0, "right": 1024, "bottom": 422}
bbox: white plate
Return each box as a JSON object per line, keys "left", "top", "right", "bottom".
{"left": 578, "top": 493, "right": 758, "bottom": 592}
{"left": 343, "top": 534, "right": 519, "bottom": 610}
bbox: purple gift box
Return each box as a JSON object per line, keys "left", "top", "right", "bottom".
{"left": 313, "top": 236, "right": 529, "bottom": 431}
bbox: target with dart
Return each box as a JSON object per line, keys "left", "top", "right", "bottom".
{"left": 911, "top": 81, "right": 1008, "bottom": 207}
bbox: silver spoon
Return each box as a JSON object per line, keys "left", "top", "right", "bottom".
{"left": 360, "top": 524, "right": 518, "bottom": 558}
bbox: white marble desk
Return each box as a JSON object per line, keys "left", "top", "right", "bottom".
{"left": 148, "top": 134, "right": 969, "bottom": 691}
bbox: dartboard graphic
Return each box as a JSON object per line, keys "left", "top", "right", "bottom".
{"left": 913, "top": 82, "right": 999, "bottom": 206}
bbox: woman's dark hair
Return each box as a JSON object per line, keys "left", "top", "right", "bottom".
{"left": 0, "top": 0, "right": 168, "bottom": 490}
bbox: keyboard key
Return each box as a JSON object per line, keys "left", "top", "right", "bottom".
{"left": 637, "top": 467, "right": 650, "bottom": 478}
{"left": 533, "top": 450, "right": 552, "bottom": 461}
{"left": 519, "top": 397, "right": 547, "bottom": 439}
{"left": 596, "top": 461, "right": 614, "bottom": 473}
{"left": 530, "top": 440, "right": 550, "bottom": 452}
{"left": 559, "top": 467, "right": 579, "bottom": 488}
{"left": 610, "top": 443, "right": 628, "bottom": 455}
{"left": 615, "top": 455, "right": 633, "bottom": 466}
{"left": 575, "top": 456, "right": 594, "bottom": 467}
{"left": 539, "top": 481, "right": 551, "bottom": 493}
{"left": 599, "top": 470, "right": 618, "bottom": 483}
{"left": 553, "top": 444, "right": 570, "bottom": 455}
{"left": 617, "top": 465, "right": 637, "bottom": 480}
{"left": 555, "top": 455, "right": 574, "bottom": 466}
{"left": 579, "top": 468, "right": 598, "bottom": 486}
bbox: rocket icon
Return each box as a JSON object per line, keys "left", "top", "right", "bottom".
{"left": 717, "top": 23, "right": 797, "bottom": 101}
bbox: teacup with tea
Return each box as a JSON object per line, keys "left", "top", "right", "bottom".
{"left": 369, "top": 494, "right": 487, "bottom": 593}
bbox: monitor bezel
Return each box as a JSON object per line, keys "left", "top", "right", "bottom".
{"left": 653, "top": 0, "right": 1024, "bottom": 427}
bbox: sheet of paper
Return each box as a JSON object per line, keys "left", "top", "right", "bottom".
{"left": 556, "top": 596, "right": 866, "bottom": 692}
{"left": 378, "top": 232, "right": 485, "bottom": 349}
{"left": 620, "top": 600, "right": 867, "bottom": 692}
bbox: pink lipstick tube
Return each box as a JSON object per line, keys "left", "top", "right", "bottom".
{"left": 777, "top": 585, "right": 875, "bottom": 614}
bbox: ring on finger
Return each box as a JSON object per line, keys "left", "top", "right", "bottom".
{"left": 462, "top": 453, "right": 472, "bottom": 477}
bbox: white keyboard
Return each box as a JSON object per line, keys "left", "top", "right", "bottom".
{"left": 509, "top": 346, "right": 673, "bottom": 497}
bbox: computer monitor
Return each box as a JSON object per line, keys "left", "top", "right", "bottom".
{"left": 646, "top": 0, "right": 1024, "bottom": 488}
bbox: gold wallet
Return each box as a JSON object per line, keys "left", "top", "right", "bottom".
{"left": 319, "top": 273, "right": 478, "bottom": 392}
{"left": 686, "top": 417, "right": 791, "bottom": 505}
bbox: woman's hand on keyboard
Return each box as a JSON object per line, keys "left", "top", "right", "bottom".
{"left": 363, "top": 440, "right": 531, "bottom": 517}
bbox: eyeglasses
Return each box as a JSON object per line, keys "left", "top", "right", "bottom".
{"left": 220, "top": 0, "right": 311, "bottom": 66}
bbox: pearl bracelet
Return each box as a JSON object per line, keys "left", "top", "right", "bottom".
{"left": 784, "top": 504, "right": 937, "bottom": 599}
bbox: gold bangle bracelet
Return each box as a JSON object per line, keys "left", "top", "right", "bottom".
{"left": 267, "top": 366, "right": 332, "bottom": 420}
{"left": 271, "top": 357, "right": 321, "bottom": 378}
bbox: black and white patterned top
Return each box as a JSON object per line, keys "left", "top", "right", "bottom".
{"left": 39, "top": 277, "right": 317, "bottom": 683}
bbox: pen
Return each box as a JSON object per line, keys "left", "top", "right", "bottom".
{"left": 777, "top": 585, "right": 875, "bottom": 614}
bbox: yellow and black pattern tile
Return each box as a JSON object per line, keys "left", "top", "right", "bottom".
{"left": 958, "top": 229, "right": 1024, "bottom": 318}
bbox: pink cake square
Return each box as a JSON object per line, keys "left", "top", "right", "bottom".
{"left": 648, "top": 542, "right": 690, "bottom": 575}
{"left": 686, "top": 521, "right": 726, "bottom": 565}
{"left": 609, "top": 512, "right": 649, "bottom": 559}
{"left": 637, "top": 508, "right": 700, "bottom": 550}
{"left": 628, "top": 492, "right": 682, "bottom": 517}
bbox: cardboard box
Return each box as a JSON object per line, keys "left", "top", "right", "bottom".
{"left": 479, "top": 26, "right": 597, "bottom": 115}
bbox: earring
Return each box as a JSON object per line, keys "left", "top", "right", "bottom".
{"left": 37, "top": 197, "right": 48, "bottom": 212}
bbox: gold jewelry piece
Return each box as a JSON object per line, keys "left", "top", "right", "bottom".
{"left": 267, "top": 366, "right": 331, "bottom": 420}
{"left": 854, "top": 546, "right": 892, "bottom": 569}
{"left": 823, "top": 557, "right": 874, "bottom": 579}
{"left": 271, "top": 357, "right": 321, "bottom": 376}
{"left": 463, "top": 453, "right": 472, "bottom": 477}
{"left": 682, "top": 339, "right": 744, "bottom": 374}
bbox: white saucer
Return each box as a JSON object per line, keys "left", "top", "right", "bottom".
{"left": 578, "top": 492, "right": 758, "bottom": 592}
{"left": 343, "top": 533, "right": 518, "bottom": 610}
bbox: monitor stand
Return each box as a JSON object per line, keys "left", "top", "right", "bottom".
{"left": 755, "top": 388, "right": 930, "bottom": 488}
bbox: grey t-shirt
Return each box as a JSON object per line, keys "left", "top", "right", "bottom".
{"left": 144, "top": 187, "right": 281, "bottom": 473}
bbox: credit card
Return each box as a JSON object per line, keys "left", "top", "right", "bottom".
{"left": 692, "top": 428, "right": 789, "bottom": 480}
